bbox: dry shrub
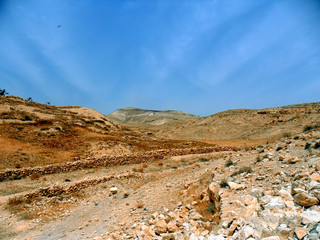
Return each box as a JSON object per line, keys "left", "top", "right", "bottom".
{"left": 256, "top": 155, "right": 262, "bottom": 163}
{"left": 8, "top": 196, "right": 24, "bottom": 206}
{"left": 219, "top": 179, "right": 228, "bottom": 188}
{"left": 132, "top": 168, "right": 138, "bottom": 172}
{"left": 6, "top": 196, "right": 32, "bottom": 217}
{"left": 18, "top": 211, "right": 33, "bottom": 220}
{"left": 138, "top": 168, "right": 144, "bottom": 173}
{"left": 123, "top": 193, "right": 129, "bottom": 198}
{"left": 225, "top": 160, "right": 234, "bottom": 167}
{"left": 158, "top": 162, "right": 164, "bottom": 166}
{"left": 188, "top": 162, "right": 194, "bottom": 165}
{"left": 197, "top": 201, "right": 219, "bottom": 224}
{"left": 15, "top": 163, "right": 22, "bottom": 169}
{"left": 142, "top": 163, "right": 148, "bottom": 168}
{"left": 303, "top": 125, "right": 319, "bottom": 132}
{"left": 30, "top": 173, "right": 41, "bottom": 180}
{"left": 137, "top": 202, "right": 143, "bottom": 208}
{"left": 231, "top": 166, "right": 252, "bottom": 177}
{"left": 282, "top": 132, "right": 292, "bottom": 138}
{"left": 244, "top": 145, "right": 251, "bottom": 151}
{"left": 200, "top": 158, "right": 209, "bottom": 162}
{"left": 69, "top": 190, "right": 85, "bottom": 199}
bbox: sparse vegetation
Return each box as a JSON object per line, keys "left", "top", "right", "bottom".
{"left": 7, "top": 196, "right": 24, "bottom": 206}
{"left": 303, "top": 125, "right": 319, "bottom": 132}
{"left": 15, "top": 163, "right": 22, "bottom": 169}
{"left": 18, "top": 211, "right": 33, "bottom": 220}
{"left": 30, "top": 172, "right": 41, "bottom": 180}
{"left": 225, "top": 160, "right": 234, "bottom": 167}
{"left": 142, "top": 163, "right": 148, "bottom": 168}
{"left": 158, "top": 162, "right": 164, "bottom": 166}
{"left": 219, "top": 179, "right": 228, "bottom": 188}
{"left": 21, "top": 115, "right": 32, "bottom": 121}
{"left": 282, "top": 132, "right": 291, "bottom": 138}
{"left": 206, "top": 202, "right": 215, "bottom": 214}
{"left": 0, "top": 89, "right": 8, "bottom": 96}
{"left": 231, "top": 166, "right": 253, "bottom": 177}
{"left": 256, "top": 155, "right": 262, "bottom": 163}
{"left": 199, "top": 158, "right": 209, "bottom": 162}
{"left": 305, "top": 142, "right": 312, "bottom": 150}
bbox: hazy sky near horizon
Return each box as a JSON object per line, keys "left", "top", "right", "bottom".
{"left": 1, "top": 0, "right": 320, "bottom": 116}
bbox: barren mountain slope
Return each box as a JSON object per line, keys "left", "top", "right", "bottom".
{"left": 108, "top": 107, "right": 198, "bottom": 125}
{"left": 143, "top": 103, "right": 320, "bottom": 141}
{"left": 0, "top": 96, "right": 210, "bottom": 170}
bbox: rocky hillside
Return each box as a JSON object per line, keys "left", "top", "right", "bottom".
{"left": 108, "top": 107, "right": 198, "bottom": 125}
{"left": 0, "top": 96, "right": 210, "bottom": 170}
{"left": 148, "top": 103, "right": 320, "bottom": 141}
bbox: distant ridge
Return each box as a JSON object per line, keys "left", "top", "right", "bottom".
{"left": 108, "top": 107, "right": 198, "bottom": 125}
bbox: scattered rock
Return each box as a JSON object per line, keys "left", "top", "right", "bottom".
{"left": 261, "top": 236, "right": 280, "bottom": 240}
{"left": 295, "top": 227, "right": 309, "bottom": 239}
{"left": 155, "top": 220, "right": 168, "bottom": 234}
{"left": 293, "top": 192, "right": 319, "bottom": 207}
{"left": 301, "top": 210, "right": 320, "bottom": 224}
{"left": 227, "top": 182, "right": 245, "bottom": 190}
{"left": 167, "top": 221, "right": 178, "bottom": 233}
{"left": 110, "top": 187, "right": 118, "bottom": 194}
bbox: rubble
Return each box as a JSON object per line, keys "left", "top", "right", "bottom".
{"left": 106, "top": 131, "right": 320, "bottom": 240}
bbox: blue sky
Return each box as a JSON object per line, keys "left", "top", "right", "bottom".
{"left": 0, "top": 0, "right": 320, "bottom": 116}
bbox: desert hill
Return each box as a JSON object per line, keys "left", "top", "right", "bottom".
{"left": 108, "top": 107, "right": 197, "bottom": 125}
{"left": 0, "top": 96, "right": 209, "bottom": 170}
{"left": 135, "top": 103, "right": 320, "bottom": 142}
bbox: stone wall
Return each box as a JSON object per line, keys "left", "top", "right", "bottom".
{"left": 0, "top": 146, "right": 241, "bottom": 182}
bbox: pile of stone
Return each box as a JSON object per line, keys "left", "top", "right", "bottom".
{"left": 105, "top": 183, "right": 220, "bottom": 239}
{"left": 23, "top": 173, "right": 137, "bottom": 200}
{"left": 0, "top": 146, "right": 242, "bottom": 182}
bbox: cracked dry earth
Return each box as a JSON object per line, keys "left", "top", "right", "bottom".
{"left": 1, "top": 130, "right": 320, "bottom": 240}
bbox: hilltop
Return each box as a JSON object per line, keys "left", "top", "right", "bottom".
{"left": 135, "top": 103, "right": 320, "bottom": 143}
{"left": 0, "top": 96, "right": 209, "bottom": 170}
{"left": 108, "top": 107, "right": 197, "bottom": 125}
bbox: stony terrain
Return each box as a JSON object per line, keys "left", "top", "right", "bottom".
{"left": 0, "top": 95, "right": 320, "bottom": 240}
{"left": 135, "top": 103, "right": 320, "bottom": 142}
